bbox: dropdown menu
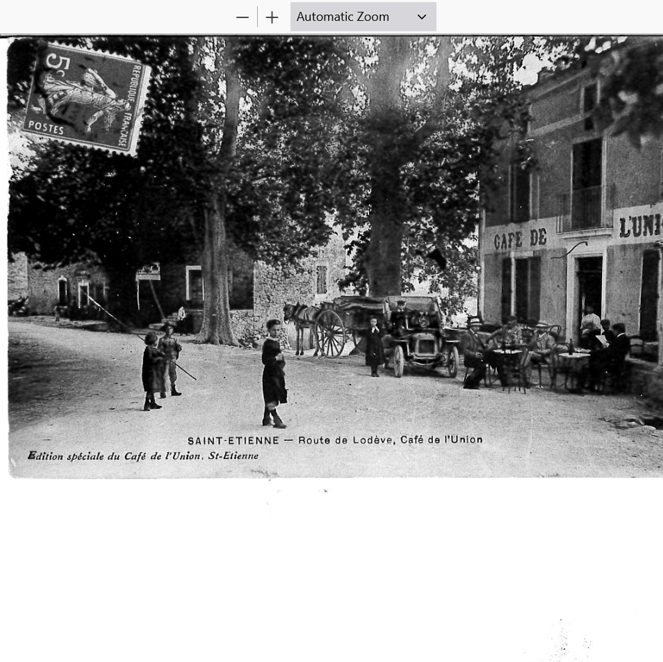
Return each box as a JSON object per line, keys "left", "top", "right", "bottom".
{"left": 291, "top": 3, "right": 436, "bottom": 31}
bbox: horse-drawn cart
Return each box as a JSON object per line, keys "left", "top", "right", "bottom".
{"left": 285, "top": 296, "right": 459, "bottom": 376}
{"left": 315, "top": 296, "right": 387, "bottom": 357}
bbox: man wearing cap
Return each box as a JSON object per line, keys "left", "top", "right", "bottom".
{"left": 522, "top": 321, "right": 556, "bottom": 387}
{"left": 460, "top": 317, "right": 487, "bottom": 389}
{"left": 157, "top": 322, "right": 183, "bottom": 398}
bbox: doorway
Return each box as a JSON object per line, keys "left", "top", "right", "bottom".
{"left": 640, "top": 249, "right": 660, "bottom": 341}
{"left": 575, "top": 256, "right": 603, "bottom": 339}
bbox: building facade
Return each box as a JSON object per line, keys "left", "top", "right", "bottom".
{"left": 8, "top": 252, "right": 110, "bottom": 317}
{"left": 479, "top": 43, "right": 663, "bottom": 367}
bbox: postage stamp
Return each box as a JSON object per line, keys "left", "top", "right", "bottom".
{"left": 21, "top": 42, "right": 151, "bottom": 156}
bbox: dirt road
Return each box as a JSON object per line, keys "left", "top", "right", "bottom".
{"left": 8, "top": 317, "right": 663, "bottom": 478}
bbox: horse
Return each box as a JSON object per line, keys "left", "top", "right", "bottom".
{"left": 283, "top": 303, "right": 320, "bottom": 356}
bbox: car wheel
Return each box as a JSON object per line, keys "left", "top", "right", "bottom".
{"left": 447, "top": 345, "right": 459, "bottom": 378}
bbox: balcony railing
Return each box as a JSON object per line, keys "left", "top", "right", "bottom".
{"left": 556, "top": 186, "right": 610, "bottom": 233}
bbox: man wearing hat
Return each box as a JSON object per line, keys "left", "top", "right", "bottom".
{"left": 522, "top": 321, "right": 555, "bottom": 387}
{"left": 157, "top": 322, "right": 183, "bottom": 398}
{"left": 460, "top": 317, "right": 496, "bottom": 389}
{"left": 391, "top": 299, "right": 409, "bottom": 337}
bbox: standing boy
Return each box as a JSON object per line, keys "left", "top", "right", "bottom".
{"left": 262, "top": 319, "right": 288, "bottom": 429}
{"left": 158, "top": 322, "right": 183, "bottom": 398}
{"left": 142, "top": 331, "right": 164, "bottom": 411}
{"left": 365, "top": 316, "right": 385, "bottom": 377}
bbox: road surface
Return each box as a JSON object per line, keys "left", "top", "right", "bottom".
{"left": 8, "top": 317, "right": 663, "bottom": 478}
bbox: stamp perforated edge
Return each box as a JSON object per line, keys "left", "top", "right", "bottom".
{"left": 21, "top": 41, "right": 152, "bottom": 157}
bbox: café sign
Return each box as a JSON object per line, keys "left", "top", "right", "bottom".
{"left": 492, "top": 227, "right": 548, "bottom": 252}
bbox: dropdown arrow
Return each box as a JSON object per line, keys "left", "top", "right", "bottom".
{"left": 418, "top": 14, "right": 426, "bottom": 19}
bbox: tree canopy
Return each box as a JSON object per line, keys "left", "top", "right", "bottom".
{"left": 10, "top": 35, "right": 659, "bottom": 338}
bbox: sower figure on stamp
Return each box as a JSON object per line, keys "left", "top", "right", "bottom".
{"left": 142, "top": 331, "right": 164, "bottom": 411}
{"left": 262, "top": 319, "right": 288, "bottom": 429}
{"left": 158, "top": 322, "right": 183, "bottom": 398}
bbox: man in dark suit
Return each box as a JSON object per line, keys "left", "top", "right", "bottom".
{"left": 366, "top": 316, "right": 385, "bottom": 377}
{"left": 460, "top": 317, "right": 487, "bottom": 389}
{"left": 586, "top": 322, "right": 629, "bottom": 391}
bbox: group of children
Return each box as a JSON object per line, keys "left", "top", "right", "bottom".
{"left": 141, "top": 318, "right": 288, "bottom": 428}
{"left": 141, "top": 322, "right": 183, "bottom": 411}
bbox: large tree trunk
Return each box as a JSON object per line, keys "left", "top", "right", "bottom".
{"left": 199, "top": 198, "right": 237, "bottom": 345}
{"left": 364, "top": 158, "right": 405, "bottom": 296}
{"left": 362, "top": 38, "right": 412, "bottom": 297}
{"left": 362, "top": 37, "right": 452, "bottom": 297}
{"left": 197, "top": 38, "right": 241, "bottom": 345}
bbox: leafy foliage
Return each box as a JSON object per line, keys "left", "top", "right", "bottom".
{"left": 7, "top": 37, "right": 346, "bottom": 336}
{"left": 593, "top": 38, "right": 663, "bottom": 147}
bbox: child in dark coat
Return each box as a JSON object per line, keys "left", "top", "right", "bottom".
{"left": 365, "top": 316, "right": 385, "bottom": 377}
{"left": 262, "top": 319, "right": 288, "bottom": 429}
{"left": 142, "top": 331, "right": 164, "bottom": 411}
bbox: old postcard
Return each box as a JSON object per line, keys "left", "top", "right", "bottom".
{"left": 3, "top": 13, "right": 663, "bottom": 662}
{"left": 6, "top": 34, "right": 663, "bottom": 479}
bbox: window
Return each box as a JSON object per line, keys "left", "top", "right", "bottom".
{"left": 509, "top": 162, "right": 530, "bottom": 223}
{"left": 58, "top": 277, "right": 68, "bottom": 306}
{"left": 572, "top": 138, "right": 603, "bottom": 229}
{"left": 640, "top": 249, "right": 660, "bottom": 342}
{"left": 515, "top": 257, "right": 541, "bottom": 325}
{"left": 186, "top": 266, "right": 204, "bottom": 305}
{"left": 316, "top": 265, "right": 328, "bottom": 295}
{"left": 501, "top": 259, "right": 512, "bottom": 322}
{"left": 78, "top": 282, "right": 90, "bottom": 307}
{"left": 502, "top": 256, "right": 540, "bottom": 324}
{"left": 582, "top": 82, "right": 598, "bottom": 130}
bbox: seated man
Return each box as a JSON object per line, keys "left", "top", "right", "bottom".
{"left": 390, "top": 300, "right": 409, "bottom": 337}
{"left": 488, "top": 314, "right": 523, "bottom": 348}
{"left": 522, "top": 320, "right": 555, "bottom": 386}
{"left": 461, "top": 317, "right": 508, "bottom": 389}
{"left": 586, "top": 322, "right": 630, "bottom": 391}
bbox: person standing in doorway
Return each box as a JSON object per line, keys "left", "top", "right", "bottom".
{"left": 580, "top": 305, "right": 601, "bottom": 348}
{"left": 262, "top": 319, "right": 288, "bottom": 429}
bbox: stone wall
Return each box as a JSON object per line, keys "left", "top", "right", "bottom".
{"left": 253, "top": 229, "right": 348, "bottom": 347}
{"left": 7, "top": 253, "right": 28, "bottom": 299}
{"left": 10, "top": 253, "right": 110, "bottom": 315}
{"left": 628, "top": 360, "right": 663, "bottom": 406}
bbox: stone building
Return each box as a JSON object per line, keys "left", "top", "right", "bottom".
{"left": 8, "top": 252, "right": 110, "bottom": 317}
{"left": 254, "top": 227, "right": 348, "bottom": 347}
{"left": 9, "top": 225, "right": 348, "bottom": 348}
{"left": 479, "top": 38, "right": 663, "bottom": 377}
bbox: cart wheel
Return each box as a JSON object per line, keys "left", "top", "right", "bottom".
{"left": 447, "top": 345, "right": 459, "bottom": 378}
{"left": 393, "top": 345, "right": 405, "bottom": 378}
{"left": 315, "top": 310, "right": 346, "bottom": 357}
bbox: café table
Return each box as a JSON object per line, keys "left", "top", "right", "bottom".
{"left": 556, "top": 350, "right": 591, "bottom": 393}
{"left": 491, "top": 346, "right": 527, "bottom": 392}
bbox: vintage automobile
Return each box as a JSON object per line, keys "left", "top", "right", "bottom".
{"left": 382, "top": 295, "right": 460, "bottom": 378}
